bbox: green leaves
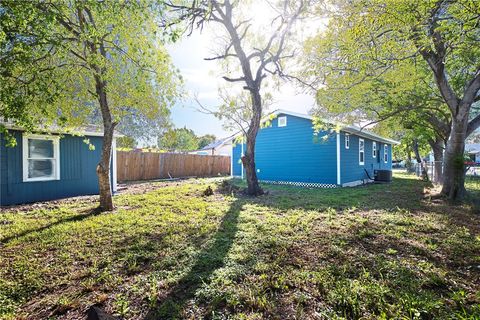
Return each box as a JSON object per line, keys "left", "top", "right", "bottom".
{"left": 0, "top": 0, "right": 182, "bottom": 140}
{"left": 0, "top": 1, "right": 66, "bottom": 133}
{"left": 158, "top": 127, "right": 202, "bottom": 152}
{"left": 302, "top": 0, "right": 480, "bottom": 150}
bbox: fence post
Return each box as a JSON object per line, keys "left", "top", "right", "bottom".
{"left": 432, "top": 162, "right": 435, "bottom": 183}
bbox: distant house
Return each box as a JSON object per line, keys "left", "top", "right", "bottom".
{"left": 231, "top": 110, "right": 399, "bottom": 187}
{"left": 1, "top": 125, "right": 120, "bottom": 206}
{"left": 466, "top": 143, "right": 480, "bottom": 163}
{"left": 190, "top": 136, "right": 234, "bottom": 156}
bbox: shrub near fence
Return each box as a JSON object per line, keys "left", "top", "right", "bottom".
{"left": 117, "top": 151, "right": 231, "bottom": 182}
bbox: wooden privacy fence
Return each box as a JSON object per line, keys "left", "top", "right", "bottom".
{"left": 117, "top": 151, "right": 231, "bottom": 182}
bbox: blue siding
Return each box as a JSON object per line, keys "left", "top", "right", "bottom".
{"left": 231, "top": 114, "right": 393, "bottom": 187}
{"left": 339, "top": 132, "right": 392, "bottom": 184}
{"left": 1, "top": 130, "right": 104, "bottom": 206}
{"left": 232, "top": 114, "right": 337, "bottom": 185}
{"left": 232, "top": 140, "right": 244, "bottom": 177}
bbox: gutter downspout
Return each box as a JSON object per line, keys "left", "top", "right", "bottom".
{"left": 230, "top": 144, "right": 233, "bottom": 177}
{"left": 112, "top": 137, "right": 117, "bottom": 193}
{"left": 241, "top": 140, "right": 244, "bottom": 180}
{"left": 336, "top": 132, "right": 341, "bottom": 186}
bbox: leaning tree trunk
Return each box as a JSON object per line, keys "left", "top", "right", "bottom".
{"left": 241, "top": 91, "right": 264, "bottom": 196}
{"left": 78, "top": 7, "right": 115, "bottom": 211}
{"left": 429, "top": 136, "right": 445, "bottom": 184}
{"left": 441, "top": 115, "right": 468, "bottom": 200}
{"left": 94, "top": 74, "right": 116, "bottom": 211}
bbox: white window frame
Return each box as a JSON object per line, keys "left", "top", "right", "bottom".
{"left": 384, "top": 144, "right": 388, "bottom": 163}
{"left": 22, "top": 134, "right": 60, "bottom": 182}
{"left": 345, "top": 134, "right": 350, "bottom": 149}
{"left": 359, "top": 138, "right": 365, "bottom": 165}
{"left": 372, "top": 141, "right": 377, "bottom": 158}
{"left": 278, "top": 116, "right": 287, "bottom": 127}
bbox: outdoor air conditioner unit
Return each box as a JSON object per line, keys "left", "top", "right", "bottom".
{"left": 374, "top": 170, "right": 392, "bottom": 182}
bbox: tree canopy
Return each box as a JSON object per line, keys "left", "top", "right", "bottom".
{"left": 0, "top": 1, "right": 72, "bottom": 145}
{"left": 1, "top": 0, "right": 181, "bottom": 136}
{"left": 198, "top": 134, "right": 216, "bottom": 149}
{"left": 303, "top": 0, "right": 480, "bottom": 200}
{"left": 158, "top": 127, "right": 216, "bottom": 151}
{"left": 1, "top": 0, "right": 182, "bottom": 210}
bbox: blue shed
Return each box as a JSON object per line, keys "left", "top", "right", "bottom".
{"left": 0, "top": 126, "right": 118, "bottom": 206}
{"left": 231, "top": 110, "right": 399, "bottom": 188}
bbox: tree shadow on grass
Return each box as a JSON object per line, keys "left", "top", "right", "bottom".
{"left": 0, "top": 207, "right": 103, "bottom": 244}
{"left": 230, "top": 175, "right": 429, "bottom": 212}
{"left": 144, "top": 199, "right": 242, "bottom": 320}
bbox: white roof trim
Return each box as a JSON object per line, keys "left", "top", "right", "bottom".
{"left": 271, "top": 109, "right": 314, "bottom": 121}
{"left": 232, "top": 109, "right": 400, "bottom": 145}
{"left": 341, "top": 126, "right": 400, "bottom": 145}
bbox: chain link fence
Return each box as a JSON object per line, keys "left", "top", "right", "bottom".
{"left": 413, "top": 161, "right": 480, "bottom": 184}
{"left": 413, "top": 161, "right": 443, "bottom": 184}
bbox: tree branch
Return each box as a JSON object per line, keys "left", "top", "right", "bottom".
{"left": 194, "top": 95, "right": 249, "bottom": 136}
{"left": 222, "top": 75, "right": 246, "bottom": 82}
{"left": 411, "top": 4, "right": 460, "bottom": 114}
{"left": 462, "top": 68, "right": 480, "bottom": 108}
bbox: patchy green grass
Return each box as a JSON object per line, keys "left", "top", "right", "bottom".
{"left": 0, "top": 173, "right": 479, "bottom": 319}
{"left": 466, "top": 175, "right": 480, "bottom": 202}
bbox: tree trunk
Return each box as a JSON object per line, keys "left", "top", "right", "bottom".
{"left": 76, "top": 7, "right": 115, "bottom": 211}
{"left": 428, "top": 136, "right": 445, "bottom": 184}
{"left": 95, "top": 75, "right": 116, "bottom": 211}
{"left": 241, "top": 135, "right": 263, "bottom": 196}
{"left": 413, "top": 139, "right": 428, "bottom": 180}
{"left": 241, "top": 90, "right": 263, "bottom": 196}
{"left": 97, "top": 126, "right": 114, "bottom": 211}
{"left": 405, "top": 146, "right": 414, "bottom": 173}
{"left": 441, "top": 115, "right": 468, "bottom": 200}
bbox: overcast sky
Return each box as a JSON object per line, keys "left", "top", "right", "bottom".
{"left": 165, "top": 19, "right": 319, "bottom": 139}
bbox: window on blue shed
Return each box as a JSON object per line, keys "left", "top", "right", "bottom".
{"left": 359, "top": 138, "right": 365, "bottom": 165}
{"left": 384, "top": 144, "right": 388, "bottom": 163}
{"left": 278, "top": 116, "right": 287, "bottom": 127}
{"left": 345, "top": 134, "right": 350, "bottom": 149}
{"left": 23, "top": 134, "right": 60, "bottom": 182}
{"left": 372, "top": 141, "right": 377, "bottom": 158}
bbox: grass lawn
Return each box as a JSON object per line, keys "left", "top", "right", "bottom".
{"left": 1, "top": 173, "right": 479, "bottom": 319}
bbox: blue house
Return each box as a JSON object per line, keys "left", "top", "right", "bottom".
{"left": 231, "top": 110, "right": 399, "bottom": 188}
{"left": 0, "top": 126, "right": 119, "bottom": 206}
{"left": 466, "top": 144, "right": 480, "bottom": 164}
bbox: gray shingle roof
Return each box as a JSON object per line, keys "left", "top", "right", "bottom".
{"left": 200, "top": 136, "right": 234, "bottom": 150}
{"left": 201, "top": 139, "right": 226, "bottom": 150}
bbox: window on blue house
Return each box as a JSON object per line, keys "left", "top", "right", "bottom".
{"left": 372, "top": 141, "right": 377, "bottom": 158}
{"left": 23, "top": 134, "right": 60, "bottom": 182}
{"left": 345, "top": 134, "right": 350, "bottom": 149}
{"left": 384, "top": 144, "right": 388, "bottom": 163}
{"left": 359, "top": 138, "right": 365, "bottom": 165}
{"left": 278, "top": 116, "right": 287, "bottom": 127}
